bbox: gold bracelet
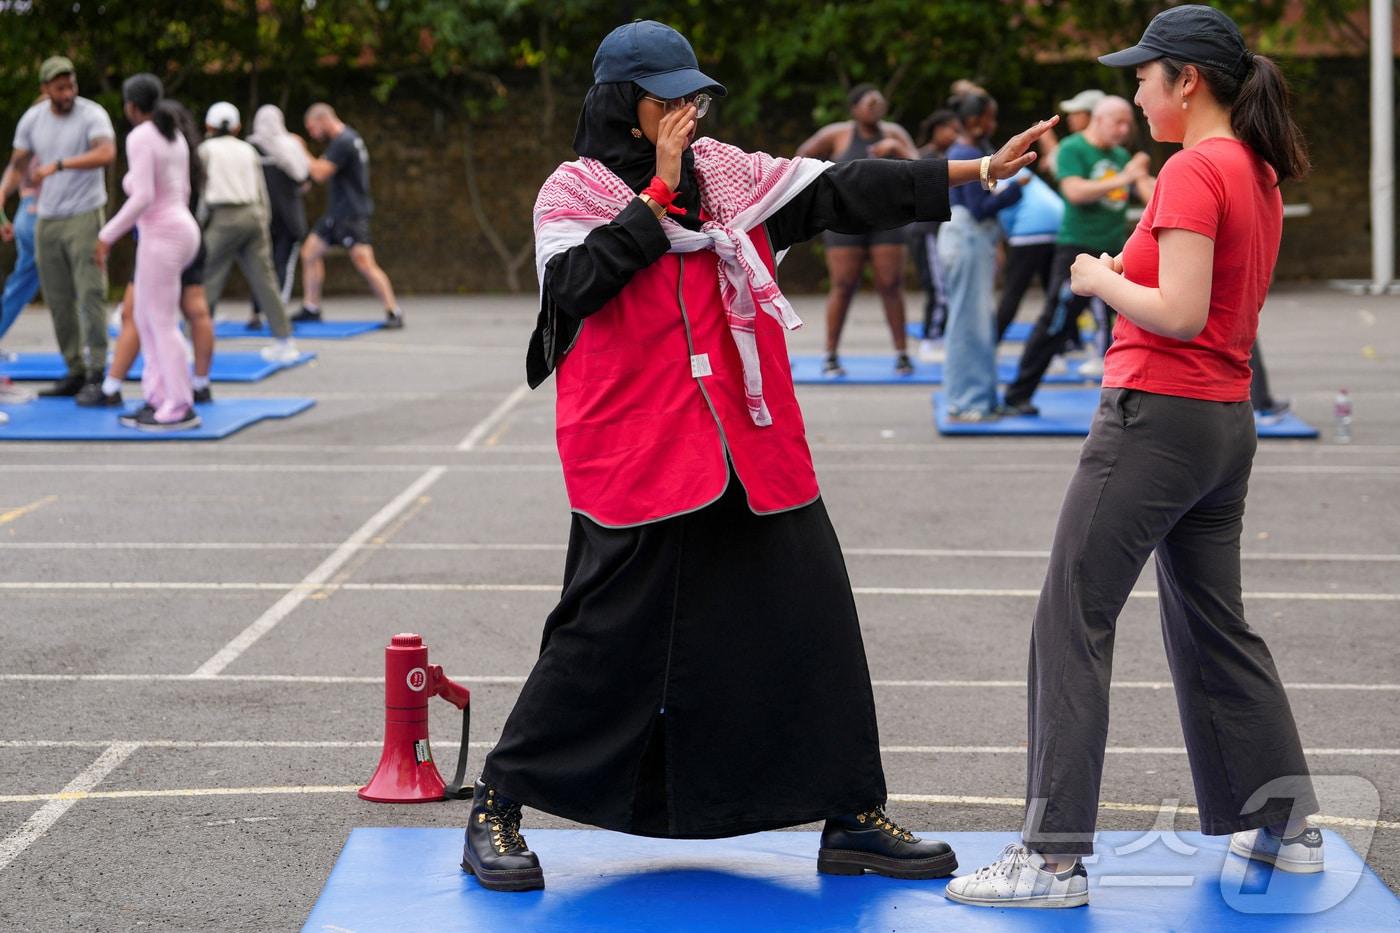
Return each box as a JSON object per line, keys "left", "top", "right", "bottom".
{"left": 638, "top": 193, "right": 665, "bottom": 220}
{"left": 979, "top": 156, "right": 997, "bottom": 193}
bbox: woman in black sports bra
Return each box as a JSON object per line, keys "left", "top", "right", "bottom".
{"left": 797, "top": 84, "right": 919, "bottom": 377}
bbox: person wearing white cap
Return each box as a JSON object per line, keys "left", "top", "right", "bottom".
{"left": 1060, "top": 89, "right": 1106, "bottom": 132}
{"left": 196, "top": 101, "right": 300, "bottom": 363}
{"left": 1036, "top": 89, "right": 1105, "bottom": 180}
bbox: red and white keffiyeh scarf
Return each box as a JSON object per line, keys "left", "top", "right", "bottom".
{"left": 534, "top": 137, "right": 831, "bottom": 427}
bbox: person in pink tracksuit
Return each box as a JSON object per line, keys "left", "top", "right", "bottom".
{"left": 94, "top": 73, "right": 200, "bottom": 431}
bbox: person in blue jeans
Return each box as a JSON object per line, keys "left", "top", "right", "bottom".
{"left": 940, "top": 93, "right": 1027, "bottom": 420}
{"left": 0, "top": 177, "right": 42, "bottom": 356}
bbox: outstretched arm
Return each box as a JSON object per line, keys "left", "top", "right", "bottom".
{"left": 767, "top": 116, "right": 1059, "bottom": 252}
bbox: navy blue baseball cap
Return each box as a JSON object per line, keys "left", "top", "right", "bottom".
{"left": 1099, "top": 4, "right": 1252, "bottom": 80}
{"left": 592, "top": 20, "right": 727, "bottom": 99}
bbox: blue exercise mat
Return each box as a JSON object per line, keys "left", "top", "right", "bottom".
{"left": 934, "top": 387, "right": 1320, "bottom": 439}
{"left": 791, "top": 354, "right": 1093, "bottom": 386}
{"left": 213, "top": 318, "right": 383, "bottom": 339}
{"left": 0, "top": 396, "right": 314, "bottom": 441}
{"left": 906, "top": 320, "right": 1095, "bottom": 343}
{"left": 129, "top": 350, "right": 316, "bottom": 382}
{"left": 0, "top": 353, "right": 72, "bottom": 381}
{"left": 305, "top": 828, "right": 1396, "bottom": 932}
{"left": 0, "top": 351, "right": 315, "bottom": 383}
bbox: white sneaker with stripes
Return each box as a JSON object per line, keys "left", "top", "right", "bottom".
{"left": 1230, "top": 826, "right": 1325, "bottom": 873}
{"left": 944, "top": 843, "right": 1089, "bottom": 908}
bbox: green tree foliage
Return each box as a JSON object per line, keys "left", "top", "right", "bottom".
{"left": 1, "top": 0, "right": 1368, "bottom": 129}
{"left": 0, "top": 0, "right": 1367, "bottom": 288}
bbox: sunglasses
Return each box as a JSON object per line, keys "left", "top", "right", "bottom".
{"left": 643, "top": 92, "right": 712, "bottom": 120}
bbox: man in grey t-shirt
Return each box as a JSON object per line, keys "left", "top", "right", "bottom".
{"left": 0, "top": 56, "right": 116, "bottom": 394}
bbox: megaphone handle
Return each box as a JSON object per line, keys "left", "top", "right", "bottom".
{"left": 441, "top": 701, "right": 473, "bottom": 800}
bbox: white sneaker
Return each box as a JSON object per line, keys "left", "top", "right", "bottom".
{"left": 259, "top": 340, "right": 302, "bottom": 364}
{"left": 945, "top": 844, "right": 1089, "bottom": 909}
{"left": 1230, "top": 826, "right": 1324, "bottom": 873}
{"left": 1046, "top": 356, "right": 1069, "bottom": 376}
{"left": 917, "top": 338, "right": 945, "bottom": 363}
{"left": 1077, "top": 357, "right": 1104, "bottom": 378}
{"left": 0, "top": 382, "right": 36, "bottom": 404}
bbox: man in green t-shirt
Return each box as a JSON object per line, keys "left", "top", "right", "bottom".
{"left": 1005, "top": 96, "right": 1154, "bottom": 414}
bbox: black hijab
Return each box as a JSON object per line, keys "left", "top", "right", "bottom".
{"left": 572, "top": 81, "right": 702, "bottom": 230}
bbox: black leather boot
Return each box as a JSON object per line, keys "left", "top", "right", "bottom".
{"left": 38, "top": 371, "right": 86, "bottom": 397}
{"left": 460, "top": 780, "right": 544, "bottom": 892}
{"left": 817, "top": 805, "right": 957, "bottom": 879}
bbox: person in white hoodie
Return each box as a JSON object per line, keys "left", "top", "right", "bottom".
{"left": 197, "top": 101, "right": 299, "bottom": 363}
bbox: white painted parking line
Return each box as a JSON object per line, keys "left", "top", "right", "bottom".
{"left": 191, "top": 467, "right": 448, "bottom": 677}
{"left": 2, "top": 462, "right": 1399, "bottom": 477}
{"left": 0, "top": 743, "right": 137, "bottom": 874}
{"left": 882, "top": 795, "right": 1400, "bottom": 832}
{"left": 6, "top": 581, "right": 1399, "bottom": 603}
{"left": 0, "top": 784, "right": 363, "bottom": 804}
{"left": 457, "top": 383, "right": 531, "bottom": 451}
{"left": 815, "top": 463, "right": 1400, "bottom": 476}
{"left": 0, "top": 757, "right": 1394, "bottom": 832}
{"left": 878, "top": 746, "right": 1400, "bottom": 756}
{"left": 1, "top": 674, "right": 1395, "bottom": 691}
{"left": 2, "top": 739, "right": 1396, "bottom": 756}
{"left": 2, "top": 541, "right": 1395, "bottom": 564}
{"left": 0, "top": 464, "right": 560, "bottom": 474}
{"left": 851, "top": 587, "right": 1400, "bottom": 602}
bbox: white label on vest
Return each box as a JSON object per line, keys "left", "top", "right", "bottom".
{"left": 690, "top": 353, "right": 712, "bottom": 378}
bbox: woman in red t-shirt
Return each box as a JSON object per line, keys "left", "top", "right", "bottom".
{"left": 947, "top": 6, "right": 1321, "bottom": 910}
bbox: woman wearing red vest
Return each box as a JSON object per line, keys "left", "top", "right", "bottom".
{"left": 947, "top": 6, "right": 1319, "bottom": 910}
{"left": 460, "top": 20, "right": 1056, "bottom": 893}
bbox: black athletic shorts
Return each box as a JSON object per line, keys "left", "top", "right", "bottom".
{"left": 822, "top": 225, "right": 910, "bottom": 250}
{"left": 314, "top": 214, "right": 373, "bottom": 248}
{"left": 180, "top": 240, "right": 206, "bottom": 288}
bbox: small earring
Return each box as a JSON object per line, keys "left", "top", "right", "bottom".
{"left": 630, "top": 127, "right": 642, "bottom": 138}
{"left": 1181, "top": 99, "right": 1189, "bottom": 110}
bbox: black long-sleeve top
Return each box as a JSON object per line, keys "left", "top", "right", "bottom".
{"left": 526, "top": 157, "right": 950, "bottom": 387}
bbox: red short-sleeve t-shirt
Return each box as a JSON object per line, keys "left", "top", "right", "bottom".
{"left": 1105, "top": 137, "right": 1282, "bottom": 402}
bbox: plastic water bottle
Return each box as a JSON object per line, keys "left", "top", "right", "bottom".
{"left": 1333, "top": 389, "right": 1353, "bottom": 444}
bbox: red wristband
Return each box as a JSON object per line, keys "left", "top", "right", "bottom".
{"left": 642, "top": 176, "right": 687, "bottom": 216}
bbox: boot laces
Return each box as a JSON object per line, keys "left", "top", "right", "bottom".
{"left": 975, "top": 843, "right": 1033, "bottom": 880}
{"left": 859, "top": 805, "right": 916, "bottom": 843}
{"left": 485, "top": 792, "right": 527, "bottom": 852}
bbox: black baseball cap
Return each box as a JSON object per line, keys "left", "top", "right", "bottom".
{"left": 1098, "top": 5, "right": 1252, "bottom": 79}
{"left": 592, "top": 20, "right": 727, "bottom": 99}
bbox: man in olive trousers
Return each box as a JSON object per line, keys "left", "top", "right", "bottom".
{"left": 0, "top": 56, "right": 116, "bottom": 396}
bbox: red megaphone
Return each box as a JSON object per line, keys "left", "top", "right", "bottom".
{"left": 359, "top": 632, "right": 472, "bottom": 803}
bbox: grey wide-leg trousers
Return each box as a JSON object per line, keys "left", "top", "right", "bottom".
{"left": 1022, "top": 388, "right": 1317, "bottom": 856}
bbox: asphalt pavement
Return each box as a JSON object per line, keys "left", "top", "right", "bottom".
{"left": 0, "top": 283, "right": 1395, "bottom": 930}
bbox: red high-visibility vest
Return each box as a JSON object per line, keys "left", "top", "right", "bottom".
{"left": 554, "top": 226, "right": 819, "bottom": 528}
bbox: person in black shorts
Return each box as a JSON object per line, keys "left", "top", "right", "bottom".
{"left": 796, "top": 85, "right": 919, "bottom": 376}
{"left": 297, "top": 103, "right": 403, "bottom": 328}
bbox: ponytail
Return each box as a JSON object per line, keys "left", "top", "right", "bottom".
{"left": 1231, "top": 55, "right": 1309, "bottom": 183}
{"left": 165, "top": 99, "right": 204, "bottom": 192}
{"left": 151, "top": 100, "right": 180, "bottom": 141}
{"left": 1161, "top": 55, "right": 1309, "bottom": 185}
